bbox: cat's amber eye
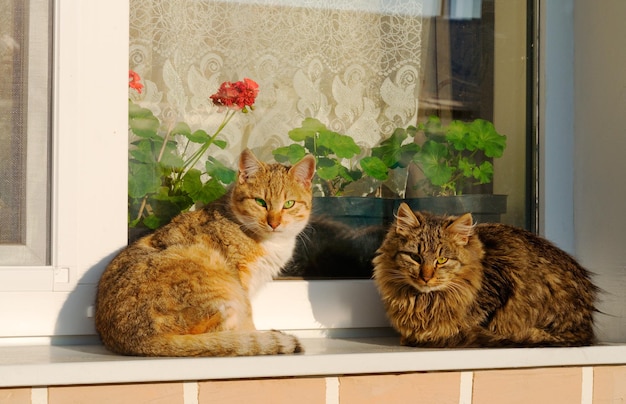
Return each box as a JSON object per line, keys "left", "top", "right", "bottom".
{"left": 255, "top": 198, "right": 267, "bottom": 208}
{"left": 436, "top": 257, "right": 448, "bottom": 265}
{"left": 283, "top": 200, "right": 295, "bottom": 209}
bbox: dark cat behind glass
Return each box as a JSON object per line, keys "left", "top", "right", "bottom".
{"left": 282, "top": 216, "right": 386, "bottom": 279}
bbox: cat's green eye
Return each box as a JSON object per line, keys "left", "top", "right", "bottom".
{"left": 436, "top": 257, "right": 448, "bottom": 265}
{"left": 283, "top": 200, "right": 295, "bottom": 209}
{"left": 255, "top": 198, "right": 267, "bottom": 208}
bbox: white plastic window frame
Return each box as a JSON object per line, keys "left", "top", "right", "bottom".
{"left": 0, "top": 0, "right": 129, "bottom": 339}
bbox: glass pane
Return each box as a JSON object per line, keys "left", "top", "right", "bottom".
{"left": 128, "top": 0, "right": 531, "bottom": 278}
{"left": 0, "top": 0, "right": 50, "bottom": 265}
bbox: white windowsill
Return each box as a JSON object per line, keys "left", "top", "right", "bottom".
{"left": 2, "top": 336, "right": 626, "bottom": 388}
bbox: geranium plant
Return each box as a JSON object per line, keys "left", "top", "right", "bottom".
{"left": 273, "top": 115, "right": 506, "bottom": 198}
{"left": 268, "top": 118, "right": 414, "bottom": 197}
{"left": 411, "top": 115, "right": 507, "bottom": 196}
{"left": 128, "top": 71, "right": 258, "bottom": 229}
{"left": 272, "top": 117, "right": 367, "bottom": 196}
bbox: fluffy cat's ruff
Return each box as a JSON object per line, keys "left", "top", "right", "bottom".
{"left": 96, "top": 149, "right": 315, "bottom": 356}
{"left": 373, "top": 202, "right": 598, "bottom": 348}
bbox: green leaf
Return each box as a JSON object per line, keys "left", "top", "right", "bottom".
{"left": 317, "top": 130, "right": 360, "bottom": 159}
{"left": 343, "top": 168, "right": 362, "bottom": 182}
{"left": 129, "top": 139, "right": 157, "bottom": 163}
{"left": 148, "top": 190, "right": 193, "bottom": 225}
{"left": 128, "top": 100, "right": 160, "bottom": 139}
{"left": 473, "top": 160, "right": 494, "bottom": 184}
{"left": 336, "top": 165, "right": 357, "bottom": 182}
{"left": 445, "top": 120, "right": 473, "bottom": 151}
{"left": 287, "top": 118, "right": 360, "bottom": 159}
{"left": 179, "top": 167, "right": 231, "bottom": 205}
{"left": 360, "top": 156, "right": 389, "bottom": 180}
{"left": 470, "top": 119, "right": 507, "bottom": 158}
{"left": 128, "top": 162, "right": 161, "bottom": 198}
{"left": 372, "top": 127, "right": 420, "bottom": 168}
{"left": 193, "top": 178, "right": 228, "bottom": 204}
{"left": 404, "top": 125, "right": 418, "bottom": 138}
{"left": 414, "top": 140, "right": 454, "bottom": 186}
{"left": 213, "top": 139, "right": 227, "bottom": 149}
{"left": 419, "top": 115, "right": 445, "bottom": 140}
{"left": 288, "top": 117, "right": 328, "bottom": 142}
{"left": 206, "top": 156, "right": 236, "bottom": 184}
{"left": 159, "top": 147, "right": 185, "bottom": 169}
{"left": 316, "top": 158, "right": 340, "bottom": 180}
{"left": 303, "top": 136, "right": 319, "bottom": 155}
{"left": 142, "top": 214, "right": 162, "bottom": 230}
{"left": 170, "top": 122, "right": 191, "bottom": 138}
{"left": 458, "top": 157, "right": 476, "bottom": 178}
{"left": 317, "top": 166, "right": 340, "bottom": 181}
{"left": 186, "top": 129, "right": 211, "bottom": 144}
{"left": 181, "top": 168, "right": 203, "bottom": 196}
{"left": 272, "top": 144, "right": 307, "bottom": 164}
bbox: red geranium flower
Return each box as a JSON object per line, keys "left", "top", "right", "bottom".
{"left": 129, "top": 70, "right": 143, "bottom": 94}
{"left": 210, "top": 78, "right": 259, "bottom": 112}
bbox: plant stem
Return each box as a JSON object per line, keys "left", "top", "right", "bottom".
{"left": 135, "top": 120, "right": 175, "bottom": 224}
{"left": 156, "top": 121, "right": 175, "bottom": 163}
{"left": 176, "top": 110, "right": 236, "bottom": 183}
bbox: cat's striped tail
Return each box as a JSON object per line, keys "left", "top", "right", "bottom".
{"left": 118, "top": 330, "right": 303, "bottom": 357}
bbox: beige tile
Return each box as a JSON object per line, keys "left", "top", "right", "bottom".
{"left": 339, "top": 372, "right": 461, "bottom": 404}
{"left": 593, "top": 366, "right": 626, "bottom": 404}
{"left": 48, "top": 383, "right": 183, "bottom": 404}
{"left": 0, "top": 388, "right": 31, "bottom": 404}
{"left": 198, "top": 377, "right": 325, "bottom": 404}
{"left": 473, "top": 367, "right": 582, "bottom": 404}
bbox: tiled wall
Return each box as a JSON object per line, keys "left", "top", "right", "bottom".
{"left": 1, "top": 366, "right": 625, "bottom": 404}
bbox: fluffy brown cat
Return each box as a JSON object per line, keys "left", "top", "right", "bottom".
{"left": 373, "top": 202, "right": 598, "bottom": 348}
{"left": 95, "top": 149, "right": 315, "bottom": 356}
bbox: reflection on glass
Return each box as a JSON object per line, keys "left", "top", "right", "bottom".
{"left": 129, "top": 0, "right": 530, "bottom": 278}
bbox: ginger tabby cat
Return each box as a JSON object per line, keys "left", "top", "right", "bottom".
{"left": 96, "top": 149, "right": 315, "bottom": 356}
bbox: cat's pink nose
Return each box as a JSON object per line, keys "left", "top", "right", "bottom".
{"left": 420, "top": 267, "right": 434, "bottom": 282}
{"left": 267, "top": 212, "right": 281, "bottom": 229}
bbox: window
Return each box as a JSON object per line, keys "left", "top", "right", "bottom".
{"left": 0, "top": 0, "right": 532, "bottom": 340}
{"left": 0, "top": 0, "right": 623, "bottom": 353}
{"left": 0, "top": 0, "right": 50, "bottom": 266}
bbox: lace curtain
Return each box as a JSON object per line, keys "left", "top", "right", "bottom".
{"left": 129, "top": 0, "right": 423, "bottom": 174}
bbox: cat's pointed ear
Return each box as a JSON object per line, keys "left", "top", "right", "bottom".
{"left": 238, "top": 148, "right": 263, "bottom": 183}
{"left": 289, "top": 154, "right": 316, "bottom": 188}
{"left": 395, "top": 203, "right": 421, "bottom": 236}
{"left": 447, "top": 213, "right": 474, "bottom": 245}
